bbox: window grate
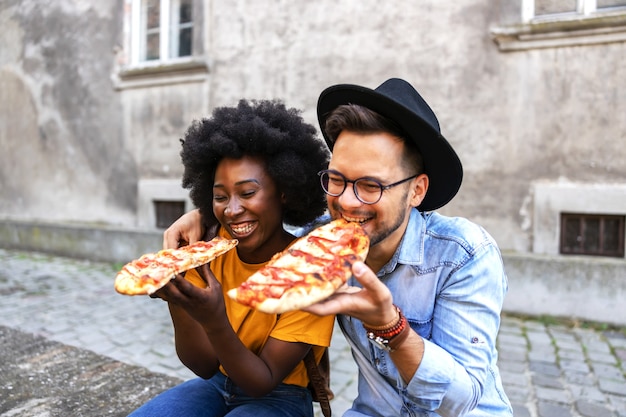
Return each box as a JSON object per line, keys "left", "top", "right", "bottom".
{"left": 560, "top": 213, "right": 625, "bottom": 257}
{"left": 154, "top": 200, "right": 186, "bottom": 229}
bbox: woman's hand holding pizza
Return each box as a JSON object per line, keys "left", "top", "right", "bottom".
{"left": 152, "top": 264, "right": 230, "bottom": 332}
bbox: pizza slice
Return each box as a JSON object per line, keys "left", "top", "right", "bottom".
{"left": 227, "top": 219, "right": 369, "bottom": 314}
{"left": 114, "top": 236, "right": 238, "bottom": 296}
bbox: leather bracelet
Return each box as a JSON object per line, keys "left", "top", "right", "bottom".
{"left": 386, "top": 322, "right": 411, "bottom": 352}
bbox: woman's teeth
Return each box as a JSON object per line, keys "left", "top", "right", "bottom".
{"left": 231, "top": 223, "right": 254, "bottom": 234}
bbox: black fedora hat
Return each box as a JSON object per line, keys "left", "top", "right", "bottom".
{"left": 317, "top": 78, "right": 463, "bottom": 211}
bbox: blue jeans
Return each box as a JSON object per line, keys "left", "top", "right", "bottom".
{"left": 128, "top": 372, "right": 314, "bottom": 417}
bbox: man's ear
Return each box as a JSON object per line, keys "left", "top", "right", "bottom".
{"left": 410, "top": 174, "right": 429, "bottom": 207}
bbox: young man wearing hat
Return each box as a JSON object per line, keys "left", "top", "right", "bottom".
{"left": 164, "top": 78, "right": 513, "bottom": 416}
{"left": 308, "top": 78, "right": 512, "bottom": 416}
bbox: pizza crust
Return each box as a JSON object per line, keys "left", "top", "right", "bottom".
{"left": 114, "top": 237, "right": 238, "bottom": 296}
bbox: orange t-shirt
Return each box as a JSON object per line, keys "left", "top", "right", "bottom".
{"left": 185, "top": 228, "right": 335, "bottom": 387}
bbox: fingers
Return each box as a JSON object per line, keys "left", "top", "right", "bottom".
{"left": 186, "top": 209, "right": 204, "bottom": 244}
{"left": 302, "top": 293, "right": 348, "bottom": 316}
{"left": 170, "top": 273, "right": 201, "bottom": 297}
{"left": 304, "top": 262, "right": 393, "bottom": 322}
{"left": 163, "top": 226, "right": 186, "bottom": 250}
{"left": 163, "top": 226, "right": 186, "bottom": 249}
{"left": 189, "top": 229, "right": 204, "bottom": 245}
{"left": 196, "top": 264, "right": 218, "bottom": 288}
{"left": 349, "top": 261, "right": 396, "bottom": 325}
{"left": 334, "top": 284, "right": 362, "bottom": 294}
{"left": 302, "top": 281, "right": 362, "bottom": 315}
{"left": 350, "top": 261, "right": 391, "bottom": 303}
{"left": 150, "top": 277, "right": 182, "bottom": 302}
{"left": 162, "top": 209, "right": 204, "bottom": 249}
{"left": 151, "top": 274, "right": 196, "bottom": 302}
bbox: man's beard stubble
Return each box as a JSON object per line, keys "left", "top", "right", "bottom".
{"left": 330, "top": 188, "right": 411, "bottom": 248}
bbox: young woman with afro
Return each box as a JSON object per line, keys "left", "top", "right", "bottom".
{"left": 130, "top": 99, "right": 334, "bottom": 417}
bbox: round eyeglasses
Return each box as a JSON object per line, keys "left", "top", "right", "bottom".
{"left": 318, "top": 169, "right": 418, "bottom": 205}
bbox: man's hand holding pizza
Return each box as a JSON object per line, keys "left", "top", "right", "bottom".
{"left": 302, "top": 261, "right": 397, "bottom": 326}
{"left": 304, "top": 260, "right": 425, "bottom": 384}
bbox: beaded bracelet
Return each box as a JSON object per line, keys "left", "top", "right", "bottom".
{"left": 362, "top": 305, "right": 401, "bottom": 331}
{"left": 363, "top": 306, "right": 407, "bottom": 339}
{"left": 363, "top": 306, "right": 411, "bottom": 352}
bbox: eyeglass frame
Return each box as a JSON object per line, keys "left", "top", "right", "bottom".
{"left": 317, "top": 169, "right": 419, "bottom": 205}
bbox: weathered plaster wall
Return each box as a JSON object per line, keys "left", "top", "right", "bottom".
{"left": 120, "top": 82, "right": 208, "bottom": 179}
{"left": 0, "top": 0, "right": 136, "bottom": 226}
{"left": 1, "top": 0, "right": 624, "bottom": 324}
{"left": 476, "top": 42, "right": 626, "bottom": 251}
{"left": 1, "top": 0, "right": 625, "bottom": 256}
{"left": 202, "top": 0, "right": 626, "bottom": 253}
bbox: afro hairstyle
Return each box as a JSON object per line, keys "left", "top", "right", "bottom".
{"left": 180, "top": 99, "right": 330, "bottom": 229}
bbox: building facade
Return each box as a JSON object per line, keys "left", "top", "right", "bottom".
{"left": 1, "top": 0, "right": 625, "bottom": 322}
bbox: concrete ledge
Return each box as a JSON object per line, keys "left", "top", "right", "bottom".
{"left": 0, "top": 326, "right": 181, "bottom": 416}
{"left": 0, "top": 220, "right": 162, "bottom": 263}
{"left": 502, "top": 251, "right": 626, "bottom": 327}
{"left": 0, "top": 220, "right": 624, "bottom": 325}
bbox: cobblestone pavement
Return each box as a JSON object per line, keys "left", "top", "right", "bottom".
{"left": 1, "top": 248, "right": 625, "bottom": 416}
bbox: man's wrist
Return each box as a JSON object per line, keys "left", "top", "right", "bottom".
{"left": 362, "top": 305, "right": 400, "bottom": 330}
{"left": 386, "top": 323, "right": 411, "bottom": 352}
{"left": 363, "top": 305, "right": 410, "bottom": 352}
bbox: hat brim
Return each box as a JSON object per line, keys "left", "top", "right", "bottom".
{"left": 317, "top": 83, "right": 463, "bottom": 211}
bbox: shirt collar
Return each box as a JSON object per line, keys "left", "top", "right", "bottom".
{"left": 377, "top": 208, "right": 426, "bottom": 276}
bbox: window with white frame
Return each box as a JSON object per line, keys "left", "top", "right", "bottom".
{"left": 131, "top": 0, "right": 194, "bottom": 65}
{"left": 491, "top": 0, "right": 626, "bottom": 51}
{"left": 524, "top": 0, "right": 626, "bottom": 22}
{"left": 115, "top": 0, "right": 206, "bottom": 92}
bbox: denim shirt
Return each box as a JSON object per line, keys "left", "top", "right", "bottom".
{"left": 340, "top": 209, "right": 513, "bottom": 417}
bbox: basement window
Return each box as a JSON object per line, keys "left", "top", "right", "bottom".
{"left": 154, "top": 200, "right": 186, "bottom": 229}
{"left": 560, "top": 213, "right": 625, "bottom": 257}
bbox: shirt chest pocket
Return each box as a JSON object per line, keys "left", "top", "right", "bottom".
{"left": 384, "top": 266, "right": 437, "bottom": 340}
{"left": 406, "top": 314, "right": 433, "bottom": 340}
